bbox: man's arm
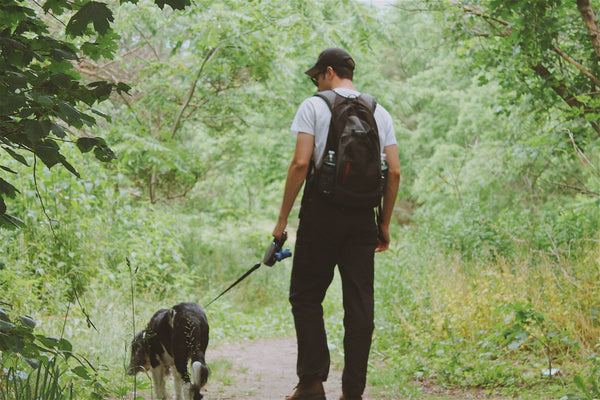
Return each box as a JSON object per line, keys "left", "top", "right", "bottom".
{"left": 272, "top": 132, "right": 315, "bottom": 239}
{"left": 375, "top": 144, "right": 400, "bottom": 252}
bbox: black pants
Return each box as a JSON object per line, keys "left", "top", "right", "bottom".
{"left": 289, "top": 194, "right": 377, "bottom": 397}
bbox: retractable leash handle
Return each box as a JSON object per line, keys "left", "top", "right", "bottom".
{"left": 262, "top": 231, "right": 292, "bottom": 267}
{"left": 205, "top": 233, "right": 293, "bottom": 307}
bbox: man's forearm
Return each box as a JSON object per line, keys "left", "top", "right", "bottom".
{"left": 278, "top": 161, "right": 309, "bottom": 222}
{"left": 381, "top": 168, "right": 400, "bottom": 228}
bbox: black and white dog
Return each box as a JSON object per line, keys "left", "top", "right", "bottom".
{"left": 127, "top": 302, "right": 210, "bottom": 400}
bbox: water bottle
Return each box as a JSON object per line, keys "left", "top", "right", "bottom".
{"left": 380, "top": 152, "right": 388, "bottom": 195}
{"left": 319, "top": 150, "right": 336, "bottom": 196}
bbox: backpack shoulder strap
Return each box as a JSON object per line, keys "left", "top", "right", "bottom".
{"left": 358, "top": 93, "right": 377, "bottom": 115}
{"left": 313, "top": 90, "right": 337, "bottom": 111}
{"left": 315, "top": 91, "right": 377, "bottom": 114}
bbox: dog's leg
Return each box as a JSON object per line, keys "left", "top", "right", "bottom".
{"left": 151, "top": 366, "right": 168, "bottom": 400}
{"left": 172, "top": 357, "right": 192, "bottom": 400}
{"left": 173, "top": 369, "right": 184, "bottom": 400}
{"left": 182, "top": 380, "right": 193, "bottom": 400}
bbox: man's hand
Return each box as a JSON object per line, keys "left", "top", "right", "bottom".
{"left": 272, "top": 218, "right": 288, "bottom": 242}
{"left": 375, "top": 224, "right": 390, "bottom": 252}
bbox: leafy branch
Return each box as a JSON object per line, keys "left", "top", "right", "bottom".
{"left": 171, "top": 46, "right": 221, "bottom": 139}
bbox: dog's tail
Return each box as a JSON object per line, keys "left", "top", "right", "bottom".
{"left": 191, "top": 360, "right": 209, "bottom": 399}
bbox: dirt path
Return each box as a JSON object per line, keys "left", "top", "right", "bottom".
{"left": 202, "top": 337, "right": 363, "bottom": 400}
{"left": 198, "top": 338, "right": 516, "bottom": 400}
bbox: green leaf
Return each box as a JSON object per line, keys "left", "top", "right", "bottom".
{"left": 80, "top": 112, "right": 97, "bottom": 127}
{"left": 88, "top": 81, "right": 113, "bottom": 101}
{"left": 51, "top": 122, "right": 67, "bottom": 138}
{"left": 72, "top": 365, "right": 92, "bottom": 380}
{"left": 50, "top": 73, "right": 74, "bottom": 88}
{"left": 4, "top": 71, "right": 28, "bottom": 91}
{"left": 94, "top": 145, "right": 116, "bottom": 162}
{"left": 60, "top": 156, "right": 81, "bottom": 178}
{"left": 116, "top": 82, "right": 131, "bottom": 94}
{"left": 4, "top": 334, "right": 25, "bottom": 352}
{"left": 31, "top": 93, "right": 55, "bottom": 107}
{"left": 58, "top": 101, "right": 82, "bottom": 125}
{"left": 51, "top": 47, "right": 79, "bottom": 61}
{"left": 34, "top": 139, "right": 61, "bottom": 168}
{"left": 37, "top": 336, "right": 59, "bottom": 348}
{"left": 19, "top": 316, "right": 36, "bottom": 329}
{"left": 91, "top": 108, "right": 111, "bottom": 122}
{"left": 23, "top": 119, "right": 47, "bottom": 144}
{"left": 42, "top": 0, "right": 73, "bottom": 14}
{"left": 76, "top": 137, "right": 115, "bottom": 161}
{"left": 0, "top": 308, "right": 9, "bottom": 322}
{"left": 0, "top": 37, "right": 26, "bottom": 51}
{"left": 154, "top": 0, "right": 190, "bottom": 10}
{"left": 76, "top": 137, "right": 101, "bottom": 153}
{"left": 2, "top": 147, "right": 29, "bottom": 166}
{"left": 0, "top": 319, "right": 15, "bottom": 330}
{"left": 0, "top": 178, "right": 20, "bottom": 198}
{"left": 23, "top": 357, "right": 40, "bottom": 368}
{"left": 0, "top": 213, "right": 25, "bottom": 230}
{"left": 0, "top": 93, "right": 27, "bottom": 114}
{"left": 66, "top": 1, "right": 114, "bottom": 36}
{"left": 58, "top": 337, "right": 73, "bottom": 352}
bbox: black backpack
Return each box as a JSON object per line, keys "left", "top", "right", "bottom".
{"left": 310, "top": 90, "right": 383, "bottom": 208}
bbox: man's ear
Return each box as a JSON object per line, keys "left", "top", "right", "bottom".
{"left": 325, "top": 66, "right": 335, "bottom": 78}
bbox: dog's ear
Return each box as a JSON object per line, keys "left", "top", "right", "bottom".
{"left": 132, "top": 330, "right": 146, "bottom": 344}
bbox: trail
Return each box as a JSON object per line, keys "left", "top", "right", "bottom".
{"left": 199, "top": 337, "right": 516, "bottom": 400}
{"left": 202, "top": 337, "right": 359, "bottom": 400}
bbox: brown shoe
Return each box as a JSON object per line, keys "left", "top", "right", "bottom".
{"left": 285, "top": 378, "right": 325, "bottom": 400}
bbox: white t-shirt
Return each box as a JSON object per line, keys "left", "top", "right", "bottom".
{"left": 290, "top": 88, "right": 396, "bottom": 167}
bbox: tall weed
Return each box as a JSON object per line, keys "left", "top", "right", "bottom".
{"left": 371, "top": 227, "right": 598, "bottom": 396}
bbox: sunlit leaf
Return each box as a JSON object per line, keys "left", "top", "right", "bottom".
{"left": 23, "top": 357, "right": 40, "bottom": 368}
{"left": 72, "top": 365, "right": 92, "bottom": 380}
{"left": 19, "top": 315, "right": 37, "bottom": 329}
{"left": 58, "top": 338, "right": 73, "bottom": 352}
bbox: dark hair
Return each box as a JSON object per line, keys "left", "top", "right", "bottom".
{"left": 332, "top": 65, "right": 354, "bottom": 80}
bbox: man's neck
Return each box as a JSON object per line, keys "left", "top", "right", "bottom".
{"left": 330, "top": 78, "right": 355, "bottom": 90}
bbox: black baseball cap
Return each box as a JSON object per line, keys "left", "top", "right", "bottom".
{"left": 304, "top": 48, "right": 355, "bottom": 77}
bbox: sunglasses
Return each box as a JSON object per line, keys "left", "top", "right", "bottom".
{"left": 310, "top": 71, "right": 323, "bottom": 87}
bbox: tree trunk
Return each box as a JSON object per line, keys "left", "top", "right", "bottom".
{"left": 577, "top": 0, "right": 600, "bottom": 60}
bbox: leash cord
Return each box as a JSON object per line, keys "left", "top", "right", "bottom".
{"left": 205, "top": 262, "right": 262, "bottom": 307}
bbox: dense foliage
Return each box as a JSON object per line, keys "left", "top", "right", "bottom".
{"left": 2, "top": 0, "right": 600, "bottom": 399}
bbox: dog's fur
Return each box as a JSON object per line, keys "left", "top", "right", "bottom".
{"left": 127, "top": 302, "right": 210, "bottom": 400}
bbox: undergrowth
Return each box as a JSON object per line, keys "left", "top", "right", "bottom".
{"left": 1, "top": 150, "right": 600, "bottom": 399}
{"left": 369, "top": 227, "right": 600, "bottom": 398}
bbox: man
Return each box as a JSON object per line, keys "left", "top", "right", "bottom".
{"left": 272, "top": 48, "right": 400, "bottom": 400}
